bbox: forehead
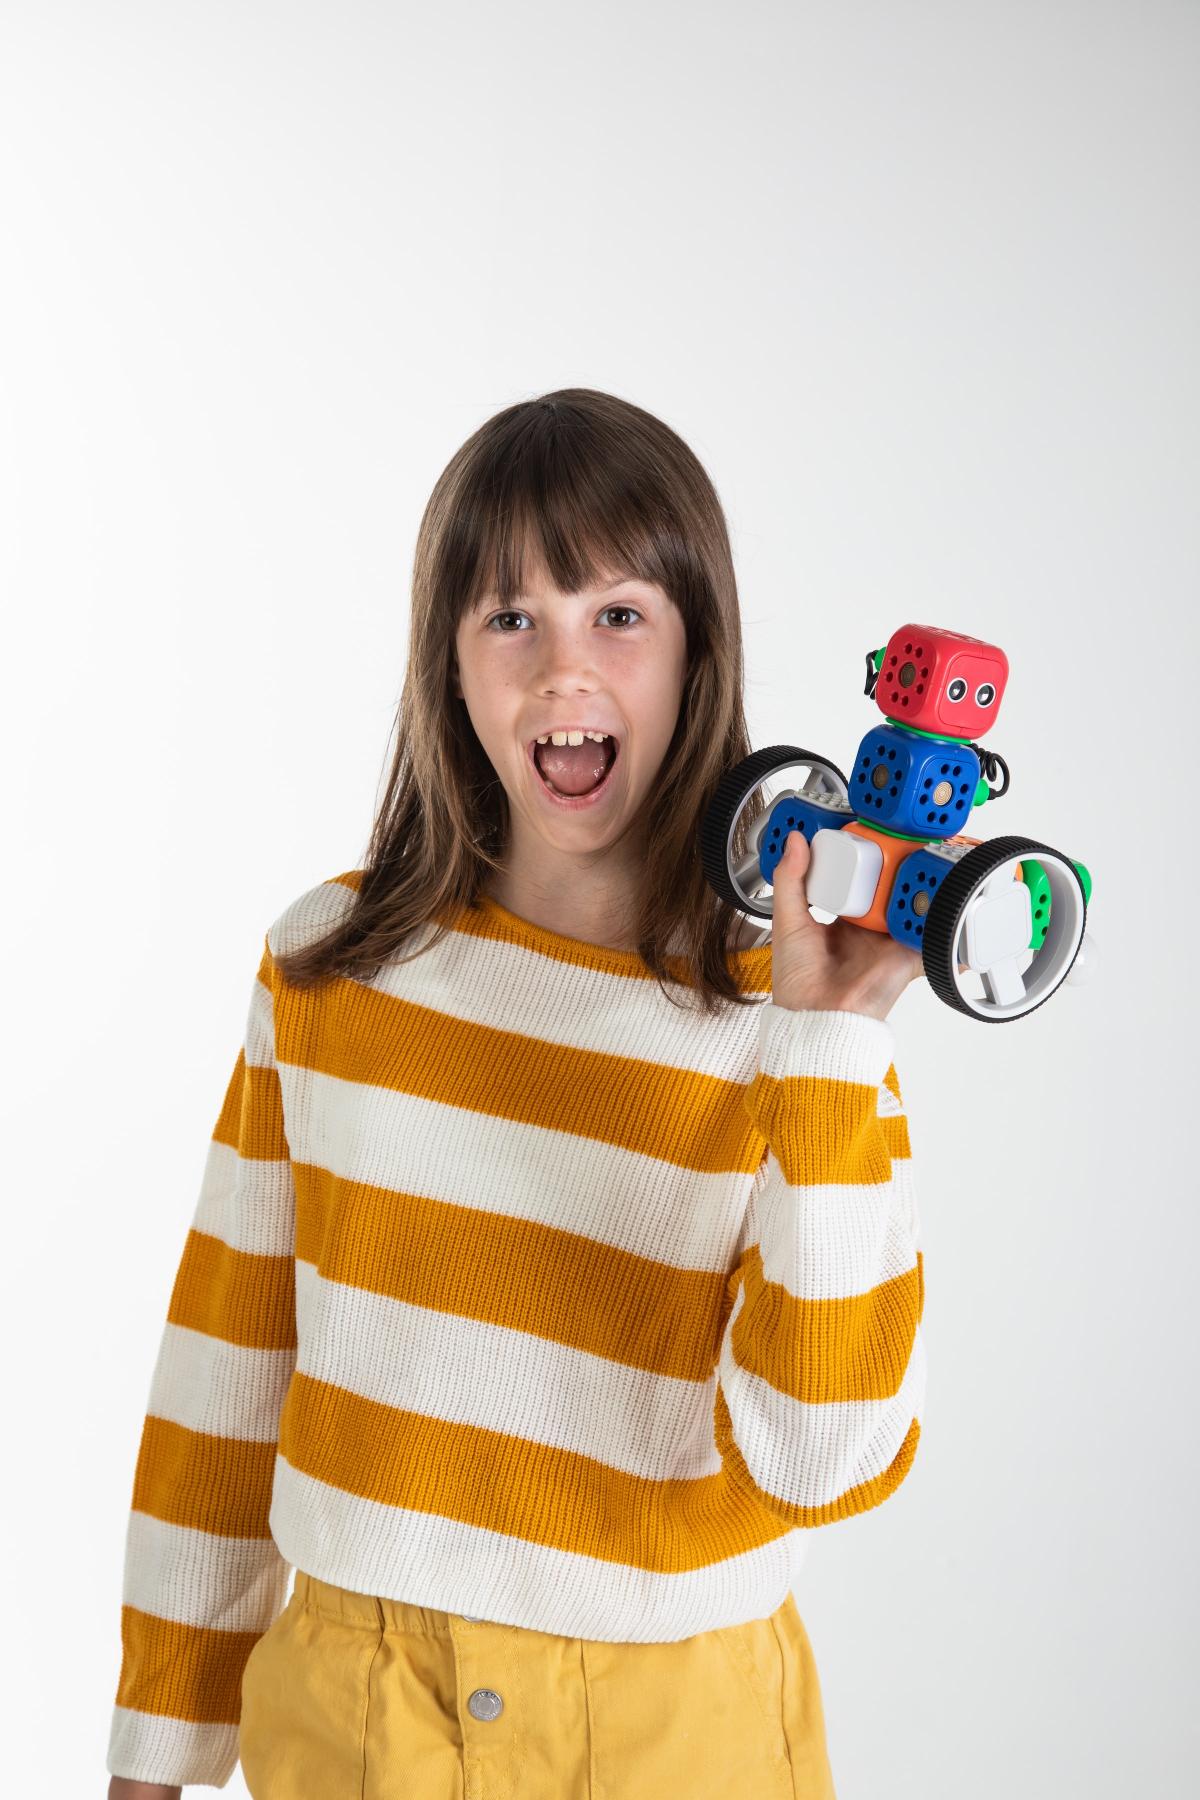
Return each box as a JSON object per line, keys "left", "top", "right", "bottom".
{"left": 472, "top": 568, "right": 663, "bottom": 607}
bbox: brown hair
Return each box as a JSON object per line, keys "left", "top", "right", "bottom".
{"left": 273, "top": 387, "right": 765, "bottom": 1016}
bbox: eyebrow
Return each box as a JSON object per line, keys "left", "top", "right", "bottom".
{"left": 475, "top": 576, "right": 651, "bottom": 607}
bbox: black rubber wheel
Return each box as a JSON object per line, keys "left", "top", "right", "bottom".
{"left": 922, "top": 834, "right": 1088, "bottom": 1021}
{"left": 699, "top": 745, "right": 850, "bottom": 919}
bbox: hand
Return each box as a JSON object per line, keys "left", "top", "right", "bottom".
{"left": 770, "top": 830, "right": 926, "bottom": 1021}
{"left": 108, "top": 1779, "right": 181, "bottom": 1799}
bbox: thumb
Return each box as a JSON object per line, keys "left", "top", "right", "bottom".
{"left": 772, "top": 830, "right": 813, "bottom": 935}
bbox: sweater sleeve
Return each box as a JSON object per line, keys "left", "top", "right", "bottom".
{"left": 107, "top": 935, "right": 298, "bottom": 1790}
{"left": 712, "top": 1002, "right": 926, "bottom": 1526}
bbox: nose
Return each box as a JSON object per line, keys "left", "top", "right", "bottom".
{"left": 532, "top": 612, "right": 615, "bottom": 709}
{"left": 533, "top": 622, "right": 603, "bottom": 696}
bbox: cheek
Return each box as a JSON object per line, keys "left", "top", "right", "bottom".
{"left": 635, "top": 669, "right": 686, "bottom": 743}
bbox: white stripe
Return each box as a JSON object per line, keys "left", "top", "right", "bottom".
{"left": 289, "top": 1258, "right": 917, "bottom": 1492}
{"left": 755, "top": 1159, "right": 917, "bottom": 1299}
{"left": 108, "top": 1709, "right": 241, "bottom": 1789}
{"left": 271, "top": 877, "right": 770, "bottom": 1079}
{"left": 242, "top": 965, "right": 277, "bottom": 1068}
{"left": 192, "top": 1137, "right": 295, "bottom": 1256}
{"left": 890, "top": 1151, "right": 921, "bottom": 1245}
{"left": 281, "top": 1063, "right": 753, "bottom": 1271}
{"left": 118, "top": 1507, "right": 290, "bottom": 1632}
{"left": 876, "top": 1079, "right": 904, "bottom": 1117}
{"left": 719, "top": 1286, "right": 927, "bottom": 1510}
{"left": 143, "top": 1317, "right": 295, "bottom": 1441}
{"left": 267, "top": 1454, "right": 803, "bottom": 1642}
{"left": 754, "top": 1001, "right": 896, "bottom": 1089}
{"left": 268, "top": 875, "right": 358, "bottom": 961}
{"left": 293, "top": 1258, "right": 721, "bottom": 1480}
{"left": 283, "top": 1063, "right": 907, "bottom": 1299}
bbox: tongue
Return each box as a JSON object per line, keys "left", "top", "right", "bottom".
{"left": 534, "top": 739, "right": 612, "bottom": 796}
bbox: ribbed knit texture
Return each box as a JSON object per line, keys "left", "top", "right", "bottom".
{"left": 107, "top": 869, "right": 925, "bottom": 1788}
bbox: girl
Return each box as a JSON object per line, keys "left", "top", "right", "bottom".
{"left": 106, "top": 388, "right": 926, "bottom": 1800}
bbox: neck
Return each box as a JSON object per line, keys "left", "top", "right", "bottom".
{"left": 482, "top": 865, "right": 644, "bottom": 952}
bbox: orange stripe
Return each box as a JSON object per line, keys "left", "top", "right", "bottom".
{"left": 880, "top": 1113, "right": 910, "bottom": 1160}
{"left": 292, "top": 1162, "right": 915, "bottom": 1397}
{"left": 288, "top": 878, "right": 908, "bottom": 1180}
{"left": 114, "top": 1603, "right": 259, "bottom": 1724}
{"left": 712, "top": 1386, "right": 922, "bottom": 1526}
{"left": 275, "top": 972, "right": 909, "bottom": 1179}
{"left": 292, "top": 1163, "right": 732, "bottom": 1381}
{"left": 729, "top": 1244, "right": 922, "bottom": 1403}
{"left": 168, "top": 1227, "right": 296, "bottom": 1352}
{"left": 131, "top": 1414, "right": 279, "bottom": 1537}
{"left": 211, "top": 1050, "right": 288, "bottom": 1161}
{"left": 277, "top": 1369, "right": 793, "bottom": 1574}
{"left": 276, "top": 977, "right": 771, "bottom": 1173}
{"left": 743, "top": 1066, "right": 904, "bottom": 1187}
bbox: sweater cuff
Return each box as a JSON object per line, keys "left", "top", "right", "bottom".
{"left": 750, "top": 1002, "right": 897, "bottom": 1090}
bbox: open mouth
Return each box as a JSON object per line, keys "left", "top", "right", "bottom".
{"left": 527, "top": 733, "right": 620, "bottom": 806}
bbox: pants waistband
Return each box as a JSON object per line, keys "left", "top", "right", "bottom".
{"left": 291, "top": 1567, "right": 794, "bottom": 1644}
{"left": 292, "top": 1568, "right": 503, "bottom": 1639}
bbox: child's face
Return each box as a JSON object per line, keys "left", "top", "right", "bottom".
{"left": 452, "top": 558, "right": 689, "bottom": 874}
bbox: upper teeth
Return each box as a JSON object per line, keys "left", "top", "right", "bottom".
{"left": 535, "top": 731, "right": 611, "bottom": 746}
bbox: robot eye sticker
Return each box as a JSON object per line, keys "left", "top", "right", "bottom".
{"left": 701, "top": 624, "right": 1095, "bottom": 1023}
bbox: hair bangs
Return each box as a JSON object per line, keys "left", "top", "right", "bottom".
{"left": 460, "top": 415, "right": 685, "bottom": 617}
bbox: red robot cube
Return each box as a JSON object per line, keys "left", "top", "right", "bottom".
{"left": 875, "top": 623, "right": 1010, "bottom": 739}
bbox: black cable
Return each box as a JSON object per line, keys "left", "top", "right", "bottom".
{"left": 975, "top": 745, "right": 1010, "bottom": 799}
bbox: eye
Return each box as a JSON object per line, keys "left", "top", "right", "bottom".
{"left": 484, "top": 606, "right": 643, "bottom": 632}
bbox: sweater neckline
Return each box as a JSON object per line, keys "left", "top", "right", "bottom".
{"left": 468, "top": 892, "right": 772, "bottom": 979}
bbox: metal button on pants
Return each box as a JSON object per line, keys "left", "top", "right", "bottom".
{"left": 466, "top": 1686, "right": 503, "bottom": 1721}
{"left": 238, "top": 1568, "right": 837, "bottom": 1798}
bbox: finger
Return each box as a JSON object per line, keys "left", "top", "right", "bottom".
{"left": 773, "top": 830, "right": 811, "bottom": 933}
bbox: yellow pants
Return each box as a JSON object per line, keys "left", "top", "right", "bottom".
{"left": 238, "top": 1569, "right": 837, "bottom": 1799}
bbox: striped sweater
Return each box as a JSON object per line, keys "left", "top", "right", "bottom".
{"left": 108, "top": 868, "right": 926, "bottom": 1789}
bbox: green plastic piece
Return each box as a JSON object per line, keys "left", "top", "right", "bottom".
{"left": 872, "top": 646, "right": 885, "bottom": 672}
{"left": 853, "top": 820, "right": 938, "bottom": 842}
{"left": 973, "top": 775, "right": 990, "bottom": 806}
{"left": 1019, "top": 858, "right": 1053, "bottom": 954}
{"left": 883, "top": 718, "right": 977, "bottom": 745}
{"left": 1017, "top": 857, "right": 1091, "bottom": 955}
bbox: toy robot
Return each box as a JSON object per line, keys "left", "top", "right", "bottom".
{"left": 699, "top": 623, "right": 1096, "bottom": 1022}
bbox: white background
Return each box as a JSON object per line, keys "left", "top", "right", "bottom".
{"left": 2, "top": 3, "right": 1197, "bottom": 1795}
